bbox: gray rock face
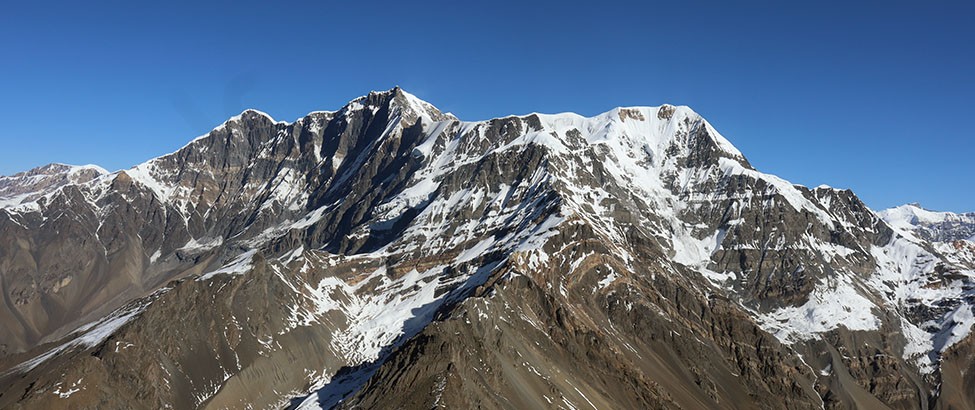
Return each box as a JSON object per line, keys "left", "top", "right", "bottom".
{"left": 0, "top": 88, "right": 972, "bottom": 409}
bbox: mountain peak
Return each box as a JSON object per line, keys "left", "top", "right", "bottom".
{"left": 2, "top": 162, "right": 108, "bottom": 179}
{"left": 880, "top": 203, "right": 975, "bottom": 243}
{"left": 0, "top": 163, "right": 108, "bottom": 210}
{"left": 340, "top": 87, "right": 453, "bottom": 126}
{"left": 239, "top": 108, "right": 282, "bottom": 122}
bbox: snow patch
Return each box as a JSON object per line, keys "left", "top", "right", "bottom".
{"left": 598, "top": 267, "right": 619, "bottom": 288}
{"left": 758, "top": 274, "right": 879, "bottom": 343}
{"left": 197, "top": 250, "right": 259, "bottom": 281}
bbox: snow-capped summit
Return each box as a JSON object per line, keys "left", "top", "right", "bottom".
{"left": 880, "top": 203, "right": 975, "bottom": 243}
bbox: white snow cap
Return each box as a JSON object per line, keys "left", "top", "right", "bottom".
{"left": 879, "top": 203, "right": 970, "bottom": 233}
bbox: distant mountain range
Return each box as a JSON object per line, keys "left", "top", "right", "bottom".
{"left": 0, "top": 88, "right": 972, "bottom": 409}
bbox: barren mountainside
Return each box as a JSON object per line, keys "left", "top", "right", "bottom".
{"left": 0, "top": 88, "right": 972, "bottom": 409}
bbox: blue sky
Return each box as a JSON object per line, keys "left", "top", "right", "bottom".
{"left": 1, "top": 1, "right": 972, "bottom": 212}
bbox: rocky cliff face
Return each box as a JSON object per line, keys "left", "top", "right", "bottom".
{"left": 0, "top": 88, "right": 971, "bottom": 409}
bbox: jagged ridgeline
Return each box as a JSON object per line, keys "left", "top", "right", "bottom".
{"left": 0, "top": 88, "right": 972, "bottom": 409}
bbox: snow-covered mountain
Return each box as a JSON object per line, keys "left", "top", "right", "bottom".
{"left": 880, "top": 203, "right": 975, "bottom": 243}
{"left": 0, "top": 88, "right": 972, "bottom": 409}
{"left": 0, "top": 163, "right": 108, "bottom": 210}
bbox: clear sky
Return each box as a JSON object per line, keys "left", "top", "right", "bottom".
{"left": 1, "top": 1, "right": 972, "bottom": 212}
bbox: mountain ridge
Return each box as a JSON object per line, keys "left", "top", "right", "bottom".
{"left": 0, "top": 88, "right": 972, "bottom": 409}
